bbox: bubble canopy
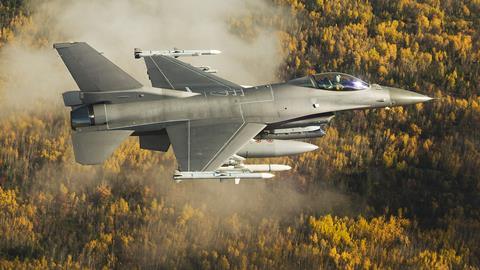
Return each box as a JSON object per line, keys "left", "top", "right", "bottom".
{"left": 288, "top": 73, "right": 370, "bottom": 91}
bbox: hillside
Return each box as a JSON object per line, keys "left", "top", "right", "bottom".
{"left": 0, "top": 0, "right": 479, "bottom": 269}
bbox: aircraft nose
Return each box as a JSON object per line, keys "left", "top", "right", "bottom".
{"left": 386, "top": 87, "right": 433, "bottom": 106}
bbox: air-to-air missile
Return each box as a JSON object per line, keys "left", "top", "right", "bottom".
{"left": 134, "top": 48, "right": 221, "bottom": 58}
{"left": 54, "top": 42, "right": 432, "bottom": 183}
{"left": 173, "top": 171, "right": 275, "bottom": 185}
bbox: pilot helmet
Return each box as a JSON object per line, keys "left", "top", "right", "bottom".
{"left": 335, "top": 74, "right": 341, "bottom": 83}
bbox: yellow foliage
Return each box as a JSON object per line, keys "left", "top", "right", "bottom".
{"left": 0, "top": 1, "right": 479, "bottom": 268}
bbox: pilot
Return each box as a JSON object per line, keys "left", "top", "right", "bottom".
{"left": 334, "top": 74, "right": 343, "bottom": 90}
{"left": 318, "top": 77, "right": 333, "bottom": 89}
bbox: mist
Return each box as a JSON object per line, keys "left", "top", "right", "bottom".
{"left": 0, "top": 0, "right": 286, "bottom": 110}
{"left": 0, "top": 0, "right": 359, "bottom": 223}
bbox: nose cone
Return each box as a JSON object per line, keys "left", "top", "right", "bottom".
{"left": 386, "top": 87, "right": 433, "bottom": 106}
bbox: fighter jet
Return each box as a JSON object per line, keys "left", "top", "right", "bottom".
{"left": 54, "top": 42, "right": 432, "bottom": 183}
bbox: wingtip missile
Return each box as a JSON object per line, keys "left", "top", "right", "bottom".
{"left": 173, "top": 171, "right": 275, "bottom": 181}
{"left": 134, "top": 48, "right": 221, "bottom": 59}
{"left": 209, "top": 50, "right": 222, "bottom": 55}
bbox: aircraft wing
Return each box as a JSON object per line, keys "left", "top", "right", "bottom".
{"left": 143, "top": 55, "right": 242, "bottom": 93}
{"left": 166, "top": 120, "right": 266, "bottom": 171}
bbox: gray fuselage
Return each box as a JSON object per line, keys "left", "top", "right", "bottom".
{"left": 89, "top": 83, "right": 392, "bottom": 133}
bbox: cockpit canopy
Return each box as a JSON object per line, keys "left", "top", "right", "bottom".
{"left": 288, "top": 72, "right": 370, "bottom": 91}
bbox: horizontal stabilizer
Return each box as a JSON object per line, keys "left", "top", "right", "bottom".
{"left": 72, "top": 130, "right": 133, "bottom": 164}
{"left": 54, "top": 42, "right": 142, "bottom": 92}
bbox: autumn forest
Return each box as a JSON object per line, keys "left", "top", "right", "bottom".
{"left": 0, "top": 0, "right": 479, "bottom": 269}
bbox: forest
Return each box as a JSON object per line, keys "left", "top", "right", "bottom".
{"left": 0, "top": 0, "right": 479, "bottom": 269}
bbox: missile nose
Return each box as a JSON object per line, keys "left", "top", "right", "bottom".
{"left": 386, "top": 87, "right": 433, "bottom": 106}
{"left": 306, "top": 143, "right": 319, "bottom": 152}
{"left": 261, "top": 173, "right": 275, "bottom": 179}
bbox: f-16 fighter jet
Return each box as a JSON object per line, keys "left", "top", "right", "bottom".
{"left": 54, "top": 42, "right": 432, "bottom": 183}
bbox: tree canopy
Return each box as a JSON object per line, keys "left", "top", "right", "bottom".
{"left": 0, "top": 0, "right": 479, "bottom": 268}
